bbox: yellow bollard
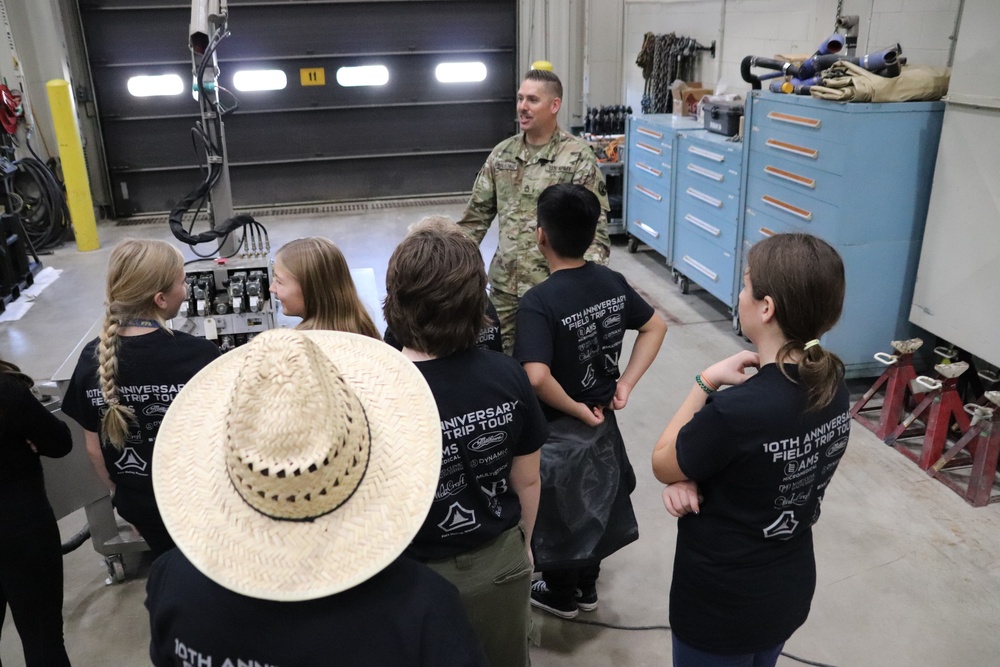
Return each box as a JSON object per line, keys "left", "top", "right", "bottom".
{"left": 45, "top": 79, "right": 99, "bottom": 251}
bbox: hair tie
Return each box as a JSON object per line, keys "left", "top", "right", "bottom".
{"left": 803, "top": 339, "right": 820, "bottom": 350}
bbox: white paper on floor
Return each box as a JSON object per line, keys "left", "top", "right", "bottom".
{"left": 0, "top": 267, "right": 62, "bottom": 322}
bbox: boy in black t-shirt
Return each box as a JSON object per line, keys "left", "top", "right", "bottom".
{"left": 384, "top": 223, "right": 547, "bottom": 667}
{"left": 514, "top": 183, "right": 667, "bottom": 618}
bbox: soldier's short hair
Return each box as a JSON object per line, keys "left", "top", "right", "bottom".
{"left": 523, "top": 69, "right": 563, "bottom": 99}
{"left": 384, "top": 228, "right": 490, "bottom": 357}
{"left": 537, "top": 183, "right": 600, "bottom": 259}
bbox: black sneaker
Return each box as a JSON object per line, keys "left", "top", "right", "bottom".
{"left": 530, "top": 579, "right": 579, "bottom": 619}
{"left": 575, "top": 586, "right": 598, "bottom": 612}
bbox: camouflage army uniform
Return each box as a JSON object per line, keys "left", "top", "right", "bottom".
{"left": 459, "top": 128, "right": 611, "bottom": 352}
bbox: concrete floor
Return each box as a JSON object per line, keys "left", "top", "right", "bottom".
{"left": 2, "top": 203, "right": 1000, "bottom": 666}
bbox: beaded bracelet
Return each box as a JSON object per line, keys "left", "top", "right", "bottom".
{"left": 695, "top": 374, "right": 716, "bottom": 395}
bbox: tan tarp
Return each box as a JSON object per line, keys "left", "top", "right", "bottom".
{"left": 810, "top": 62, "right": 951, "bottom": 103}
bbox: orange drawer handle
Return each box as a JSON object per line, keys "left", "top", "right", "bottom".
{"left": 764, "top": 165, "right": 816, "bottom": 189}
{"left": 765, "top": 138, "right": 818, "bottom": 159}
{"left": 636, "top": 162, "right": 662, "bottom": 178}
{"left": 636, "top": 141, "right": 662, "bottom": 155}
{"left": 637, "top": 126, "right": 664, "bottom": 140}
{"left": 761, "top": 194, "right": 813, "bottom": 221}
{"left": 758, "top": 226, "right": 776, "bottom": 238}
{"left": 767, "top": 111, "right": 821, "bottom": 128}
{"left": 635, "top": 184, "right": 663, "bottom": 202}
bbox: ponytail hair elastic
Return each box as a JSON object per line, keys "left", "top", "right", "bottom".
{"left": 803, "top": 339, "right": 820, "bottom": 350}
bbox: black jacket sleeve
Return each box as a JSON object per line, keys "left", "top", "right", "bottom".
{"left": 10, "top": 378, "right": 73, "bottom": 459}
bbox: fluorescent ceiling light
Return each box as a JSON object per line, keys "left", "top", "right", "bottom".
{"left": 435, "top": 62, "right": 487, "bottom": 83}
{"left": 336, "top": 65, "right": 389, "bottom": 87}
{"left": 233, "top": 69, "right": 287, "bottom": 92}
{"left": 127, "top": 74, "right": 184, "bottom": 97}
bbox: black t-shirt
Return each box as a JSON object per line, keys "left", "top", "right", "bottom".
{"left": 146, "top": 549, "right": 489, "bottom": 667}
{"left": 384, "top": 299, "right": 502, "bottom": 354}
{"left": 514, "top": 262, "right": 655, "bottom": 410}
{"left": 406, "top": 348, "right": 548, "bottom": 561}
{"left": 0, "top": 374, "right": 72, "bottom": 486}
{"left": 671, "top": 364, "right": 850, "bottom": 654}
{"left": 61, "top": 329, "right": 219, "bottom": 504}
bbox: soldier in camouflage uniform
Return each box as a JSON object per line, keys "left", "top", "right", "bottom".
{"left": 459, "top": 69, "right": 611, "bottom": 352}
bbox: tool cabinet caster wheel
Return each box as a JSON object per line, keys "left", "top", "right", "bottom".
{"left": 678, "top": 275, "right": 690, "bottom": 295}
{"left": 105, "top": 555, "right": 125, "bottom": 585}
{"left": 732, "top": 312, "right": 742, "bottom": 337}
{"left": 626, "top": 237, "right": 639, "bottom": 254}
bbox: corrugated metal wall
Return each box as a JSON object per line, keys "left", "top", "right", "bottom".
{"left": 79, "top": 0, "right": 516, "bottom": 216}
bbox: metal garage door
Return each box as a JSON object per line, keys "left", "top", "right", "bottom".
{"left": 78, "top": 0, "right": 517, "bottom": 217}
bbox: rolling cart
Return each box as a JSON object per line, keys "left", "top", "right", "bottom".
{"left": 44, "top": 319, "right": 149, "bottom": 584}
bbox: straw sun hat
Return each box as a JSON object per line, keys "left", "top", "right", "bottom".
{"left": 153, "top": 328, "right": 442, "bottom": 601}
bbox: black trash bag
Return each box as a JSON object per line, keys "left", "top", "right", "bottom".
{"left": 532, "top": 411, "right": 639, "bottom": 570}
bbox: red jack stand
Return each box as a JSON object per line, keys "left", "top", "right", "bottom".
{"left": 929, "top": 392, "right": 1000, "bottom": 507}
{"left": 885, "top": 362, "right": 971, "bottom": 470}
{"left": 851, "top": 338, "right": 923, "bottom": 440}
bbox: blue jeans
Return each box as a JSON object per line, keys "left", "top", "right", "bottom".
{"left": 672, "top": 635, "right": 784, "bottom": 667}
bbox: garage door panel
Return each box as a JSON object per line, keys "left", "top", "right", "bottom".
{"left": 109, "top": 152, "right": 488, "bottom": 215}
{"left": 103, "top": 102, "right": 512, "bottom": 169}
{"left": 91, "top": 51, "right": 515, "bottom": 118}
{"left": 82, "top": 1, "right": 514, "bottom": 65}
{"left": 78, "top": 6, "right": 189, "bottom": 65}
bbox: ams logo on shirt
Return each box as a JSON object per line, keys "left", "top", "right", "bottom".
{"left": 437, "top": 502, "right": 479, "bottom": 534}
{"left": 114, "top": 447, "right": 149, "bottom": 475}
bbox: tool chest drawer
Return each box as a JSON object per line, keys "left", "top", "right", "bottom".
{"left": 674, "top": 201, "right": 738, "bottom": 252}
{"left": 676, "top": 132, "right": 742, "bottom": 194}
{"left": 672, "top": 228, "right": 737, "bottom": 306}
{"left": 744, "top": 177, "right": 841, "bottom": 241}
{"left": 625, "top": 189, "right": 669, "bottom": 255}
{"left": 746, "top": 149, "right": 842, "bottom": 207}
{"left": 629, "top": 155, "right": 670, "bottom": 186}
{"left": 675, "top": 172, "right": 740, "bottom": 223}
{"left": 750, "top": 96, "right": 851, "bottom": 143}
{"left": 748, "top": 124, "right": 847, "bottom": 175}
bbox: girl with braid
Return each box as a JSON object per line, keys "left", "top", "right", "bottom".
{"left": 63, "top": 239, "right": 219, "bottom": 558}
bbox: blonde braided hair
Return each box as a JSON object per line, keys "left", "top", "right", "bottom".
{"left": 98, "top": 239, "right": 184, "bottom": 449}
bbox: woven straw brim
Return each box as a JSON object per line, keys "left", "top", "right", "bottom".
{"left": 153, "top": 331, "right": 442, "bottom": 601}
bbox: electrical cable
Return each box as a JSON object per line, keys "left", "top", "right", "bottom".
{"left": 169, "top": 23, "right": 266, "bottom": 257}
{"left": 558, "top": 617, "right": 840, "bottom": 667}
{"left": 60, "top": 525, "right": 91, "bottom": 555}
{"left": 10, "top": 139, "right": 70, "bottom": 250}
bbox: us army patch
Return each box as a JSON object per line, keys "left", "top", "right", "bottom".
{"left": 547, "top": 165, "right": 573, "bottom": 174}
{"left": 496, "top": 160, "right": 518, "bottom": 171}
